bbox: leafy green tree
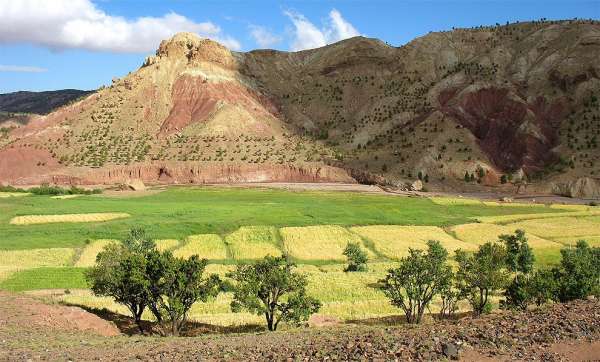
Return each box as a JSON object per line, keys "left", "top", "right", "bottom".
{"left": 455, "top": 242, "right": 509, "bottom": 315}
{"left": 86, "top": 242, "right": 150, "bottom": 334}
{"left": 149, "top": 252, "right": 221, "bottom": 336}
{"left": 554, "top": 240, "right": 600, "bottom": 302}
{"left": 438, "top": 273, "right": 460, "bottom": 319}
{"left": 123, "top": 227, "right": 155, "bottom": 253}
{"left": 500, "top": 230, "right": 535, "bottom": 310}
{"left": 343, "top": 242, "right": 368, "bottom": 272}
{"left": 227, "top": 256, "right": 320, "bottom": 331}
{"left": 380, "top": 240, "right": 452, "bottom": 324}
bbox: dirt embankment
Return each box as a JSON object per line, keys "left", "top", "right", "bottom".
{"left": 0, "top": 161, "right": 356, "bottom": 186}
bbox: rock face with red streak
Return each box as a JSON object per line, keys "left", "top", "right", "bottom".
{"left": 441, "top": 87, "right": 567, "bottom": 174}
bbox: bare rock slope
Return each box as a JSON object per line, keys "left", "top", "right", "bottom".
{"left": 1, "top": 20, "right": 599, "bottom": 189}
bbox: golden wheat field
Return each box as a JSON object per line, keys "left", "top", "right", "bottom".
{"left": 552, "top": 235, "right": 600, "bottom": 247}
{"left": 225, "top": 226, "right": 282, "bottom": 260}
{"left": 154, "top": 239, "right": 180, "bottom": 252}
{"left": 450, "top": 223, "right": 561, "bottom": 248}
{"left": 9, "top": 212, "right": 131, "bottom": 225}
{"left": 482, "top": 201, "right": 541, "bottom": 207}
{"left": 75, "top": 240, "right": 119, "bottom": 267}
{"left": 280, "top": 225, "right": 371, "bottom": 261}
{"left": 0, "top": 192, "right": 30, "bottom": 198}
{"left": 474, "top": 210, "right": 600, "bottom": 224}
{"left": 507, "top": 216, "right": 600, "bottom": 238}
{"left": 0, "top": 248, "right": 75, "bottom": 269}
{"left": 173, "top": 234, "right": 229, "bottom": 260}
{"left": 351, "top": 225, "right": 477, "bottom": 259}
{"left": 429, "top": 197, "right": 482, "bottom": 206}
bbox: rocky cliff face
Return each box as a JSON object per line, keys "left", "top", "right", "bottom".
{"left": 1, "top": 20, "right": 599, "bottom": 189}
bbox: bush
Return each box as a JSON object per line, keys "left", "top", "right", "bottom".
{"left": 1, "top": 184, "right": 102, "bottom": 195}
{"left": 343, "top": 242, "right": 368, "bottom": 272}
{"left": 380, "top": 240, "right": 452, "bottom": 324}
{"left": 553, "top": 240, "right": 600, "bottom": 302}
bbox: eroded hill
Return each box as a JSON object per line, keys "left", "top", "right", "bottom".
{"left": 1, "top": 20, "right": 599, "bottom": 192}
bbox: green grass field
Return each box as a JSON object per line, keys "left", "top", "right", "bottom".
{"left": 1, "top": 186, "right": 598, "bottom": 326}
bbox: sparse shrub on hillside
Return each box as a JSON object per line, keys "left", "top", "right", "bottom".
{"left": 227, "top": 256, "right": 321, "bottom": 331}
{"left": 380, "top": 240, "right": 452, "bottom": 324}
{"left": 455, "top": 242, "right": 509, "bottom": 315}
{"left": 343, "top": 242, "right": 368, "bottom": 272}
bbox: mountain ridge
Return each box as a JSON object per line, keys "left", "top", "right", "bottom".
{"left": 1, "top": 19, "right": 599, "bottom": 194}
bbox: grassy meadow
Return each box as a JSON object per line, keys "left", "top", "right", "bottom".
{"left": 1, "top": 188, "right": 599, "bottom": 326}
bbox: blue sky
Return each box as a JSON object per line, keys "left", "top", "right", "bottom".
{"left": 0, "top": 0, "right": 598, "bottom": 93}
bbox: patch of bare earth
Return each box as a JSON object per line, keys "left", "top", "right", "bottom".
{"left": 0, "top": 290, "right": 598, "bottom": 361}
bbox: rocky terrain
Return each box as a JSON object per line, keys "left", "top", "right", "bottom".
{"left": 0, "top": 291, "right": 598, "bottom": 361}
{"left": 1, "top": 20, "right": 599, "bottom": 196}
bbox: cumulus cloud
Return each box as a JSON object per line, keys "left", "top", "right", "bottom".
{"left": 0, "top": 0, "right": 241, "bottom": 52}
{"left": 284, "top": 8, "right": 360, "bottom": 51}
{"left": 249, "top": 25, "right": 282, "bottom": 48}
{"left": 0, "top": 65, "right": 48, "bottom": 73}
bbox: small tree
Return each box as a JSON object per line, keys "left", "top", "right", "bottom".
{"left": 438, "top": 272, "right": 460, "bottom": 319}
{"left": 343, "top": 242, "right": 368, "bottom": 272}
{"left": 227, "top": 256, "right": 321, "bottom": 331}
{"left": 500, "top": 230, "right": 535, "bottom": 310}
{"left": 380, "top": 240, "right": 452, "bottom": 324}
{"left": 455, "top": 242, "right": 509, "bottom": 315}
{"left": 149, "top": 252, "right": 221, "bottom": 336}
{"left": 553, "top": 240, "right": 600, "bottom": 302}
{"left": 86, "top": 242, "right": 150, "bottom": 334}
{"left": 527, "top": 269, "right": 558, "bottom": 306}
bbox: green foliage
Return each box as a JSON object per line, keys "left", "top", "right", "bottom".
{"left": 527, "top": 269, "right": 558, "bottom": 306}
{"left": 500, "top": 230, "right": 535, "bottom": 310}
{"left": 455, "top": 242, "right": 509, "bottom": 315}
{"left": 553, "top": 240, "right": 600, "bottom": 302}
{"left": 380, "top": 240, "right": 452, "bottom": 324}
{"left": 227, "top": 256, "right": 321, "bottom": 331}
{"left": 0, "top": 184, "right": 102, "bottom": 195}
{"left": 500, "top": 175, "right": 508, "bottom": 184}
{"left": 343, "top": 242, "right": 368, "bottom": 272}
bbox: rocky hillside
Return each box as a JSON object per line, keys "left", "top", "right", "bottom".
{"left": 1, "top": 20, "right": 599, "bottom": 192}
{"left": 0, "top": 89, "right": 92, "bottom": 115}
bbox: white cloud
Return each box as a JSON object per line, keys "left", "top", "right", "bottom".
{"left": 0, "top": 65, "right": 47, "bottom": 73}
{"left": 249, "top": 25, "right": 282, "bottom": 48}
{"left": 0, "top": 0, "right": 241, "bottom": 52}
{"left": 284, "top": 8, "right": 360, "bottom": 51}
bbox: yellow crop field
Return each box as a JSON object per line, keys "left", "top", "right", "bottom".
{"left": 75, "top": 240, "right": 119, "bottom": 267}
{"left": 0, "top": 192, "right": 30, "bottom": 198}
{"left": 280, "top": 225, "right": 367, "bottom": 261}
{"left": 9, "top": 212, "right": 131, "bottom": 225}
{"left": 154, "top": 239, "right": 180, "bottom": 252}
{"left": 0, "top": 266, "right": 20, "bottom": 282}
{"left": 552, "top": 235, "right": 600, "bottom": 247}
{"left": 474, "top": 210, "right": 600, "bottom": 224}
{"left": 508, "top": 216, "right": 600, "bottom": 238}
{"left": 450, "top": 223, "right": 560, "bottom": 248}
{"left": 549, "top": 204, "right": 597, "bottom": 211}
{"left": 482, "top": 201, "right": 541, "bottom": 207}
{"left": 173, "top": 234, "right": 228, "bottom": 260}
{"left": 225, "top": 226, "right": 282, "bottom": 260}
{"left": 429, "top": 197, "right": 482, "bottom": 206}
{"left": 351, "top": 225, "right": 477, "bottom": 260}
{"left": 0, "top": 248, "right": 75, "bottom": 269}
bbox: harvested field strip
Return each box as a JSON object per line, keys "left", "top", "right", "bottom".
{"left": 482, "top": 201, "right": 542, "bottom": 207}
{"left": 173, "top": 234, "right": 228, "bottom": 260}
{"left": 0, "top": 248, "right": 75, "bottom": 269}
{"left": 0, "top": 267, "right": 88, "bottom": 292}
{"left": 450, "top": 223, "right": 563, "bottom": 265}
{"left": 474, "top": 210, "right": 600, "bottom": 224}
{"left": 75, "top": 240, "right": 119, "bottom": 267}
{"left": 9, "top": 213, "right": 130, "bottom": 225}
{"left": 351, "top": 225, "right": 477, "bottom": 260}
{"left": 50, "top": 195, "right": 81, "bottom": 200}
{"left": 0, "top": 192, "right": 30, "bottom": 198}
{"left": 552, "top": 235, "right": 600, "bottom": 247}
{"left": 154, "top": 239, "right": 180, "bottom": 252}
{"left": 507, "top": 216, "right": 600, "bottom": 238}
{"left": 549, "top": 204, "right": 598, "bottom": 211}
{"left": 429, "top": 197, "right": 482, "bottom": 206}
{"left": 280, "top": 225, "right": 369, "bottom": 261}
{"left": 225, "top": 226, "right": 282, "bottom": 260}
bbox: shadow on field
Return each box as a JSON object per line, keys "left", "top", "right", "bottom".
{"left": 67, "top": 304, "right": 266, "bottom": 336}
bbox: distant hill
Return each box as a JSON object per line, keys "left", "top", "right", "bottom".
{"left": 0, "top": 89, "right": 93, "bottom": 114}
{"left": 0, "top": 19, "right": 599, "bottom": 194}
